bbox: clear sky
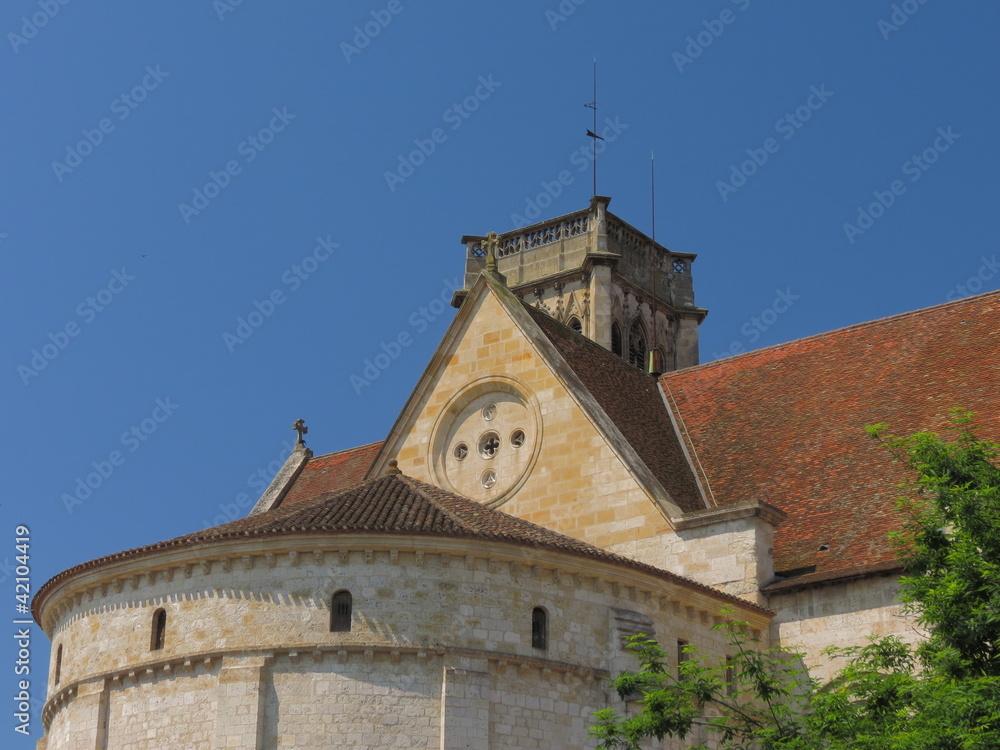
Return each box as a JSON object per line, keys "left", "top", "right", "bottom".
{"left": 3, "top": 1, "right": 998, "bottom": 740}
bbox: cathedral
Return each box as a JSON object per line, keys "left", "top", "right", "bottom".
{"left": 32, "top": 197, "right": 1000, "bottom": 748}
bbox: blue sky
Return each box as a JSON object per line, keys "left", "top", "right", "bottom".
{"left": 3, "top": 1, "right": 998, "bottom": 739}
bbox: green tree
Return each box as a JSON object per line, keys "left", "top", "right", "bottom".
{"left": 872, "top": 413, "right": 1000, "bottom": 679}
{"left": 591, "top": 413, "right": 1000, "bottom": 749}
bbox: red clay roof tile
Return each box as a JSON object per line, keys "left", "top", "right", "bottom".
{"left": 34, "top": 472, "right": 772, "bottom": 622}
{"left": 279, "top": 441, "right": 383, "bottom": 507}
{"left": 661, "top": 291, "right": 1000, "bottom": 578}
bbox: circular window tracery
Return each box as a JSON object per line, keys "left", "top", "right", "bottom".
{"left": 479, "top": 432, "right": 500, "bottom": 458}
{"left": 429, "top": 378, "right": 542, "bottom": 508}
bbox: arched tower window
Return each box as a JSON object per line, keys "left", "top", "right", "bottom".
{"left": 568, "top": 316, "right": 582, "bottom": 334}
{"left": 531, "top": 607, "right": 548, "bottom": 650}
{"left": 611, "top": 322, "right": 623, "bottom": 357}
{"left": 54, "top": 644, "right": 63, "bottom": 684}
{"left": 151, "top": 608, "right": 166, "bottom": 651}
{"left": 331, "top": 590, "right": 352, "bottom": 632}
{"left": 628, "top": 319, "right": 647, "bottom": 368}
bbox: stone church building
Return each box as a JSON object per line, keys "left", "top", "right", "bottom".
{"left": 33, "top": 197, "right": 1000, "bottom": 748}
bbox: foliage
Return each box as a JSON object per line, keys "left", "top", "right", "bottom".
{"left": 869, "top": 412, "right": 1000, "bottom": 679}
{"left": 591, "top": 620, "right": 812, "bottom": 750}
{"left": 591, "top": 413, "right": 1000, "bottom": 749}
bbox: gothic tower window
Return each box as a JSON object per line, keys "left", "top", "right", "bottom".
{"left": 611, "top": 322, "right": 623, "bottom": 357}
{"left": 151, "top": 608, "right": 167, "bottom": 651}
{"left": 54, "top": 644, "right": 63, "bottom": 684}
{"left": 531, "top": 607, "right": 548, "bottom": 650}
{"left": 628, "top": 319, "right": 647, "bottom": 368}
{"left": 331, "top": 590, "right": 352, "bottom": 632}
{"left": 568, "top": 316, "right": 582, "bottom": 333}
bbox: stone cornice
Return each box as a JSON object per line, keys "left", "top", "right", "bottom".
{"left": 674, "top": 500, "right": 787, "bottom": 531}
{"left": 36, "top": 533, "right": 773, "bottom": 636}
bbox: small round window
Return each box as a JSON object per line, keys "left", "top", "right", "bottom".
{"left": 453, "top": 443, "right": 468, "bottom": 461}
{"left": 510, "top": 429, "right": 525, "bottom": 448}
{"left": 481, "top": 469, "right": 497, "bottom": 488}
{"left": 479, "top": 432, "right": 500, "bottom": 458}
{"left": 482, "top": 403, "right": 497, "bottom": 421}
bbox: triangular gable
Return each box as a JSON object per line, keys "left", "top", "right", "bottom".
{"left": 368, "top": 271, "right": 707, "bottom": 548}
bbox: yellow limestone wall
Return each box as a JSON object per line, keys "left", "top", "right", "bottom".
{"left": 36, "top": 536, "right": 766, "bottom": 749}
{"left": 392, "top": 289, "right": 674, "bottom": 550}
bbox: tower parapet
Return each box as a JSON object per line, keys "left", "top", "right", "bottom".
{"left": 456, "top": 196, "right": 708, "bottom": 370}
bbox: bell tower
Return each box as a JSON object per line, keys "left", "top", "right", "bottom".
{"left": 455, "top": 196, "right": 708, "bottom": 371}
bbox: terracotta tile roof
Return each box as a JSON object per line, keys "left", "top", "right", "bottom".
{"left": 33, "top": 472, "right": 771, "bottom": 622}
{"left": 660, "top": 291, "right": 1000, "bottom": 580}
{"left": 279, "top": 441, "right": 383, "bottom": 506}
{"left": 524, "top": 303, "right": 706, "bottom": 514}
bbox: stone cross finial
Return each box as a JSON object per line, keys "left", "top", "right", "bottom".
{"left": 292, "top": 419, "right": 308, "bottom": 446}
{"left": 482, "top": 231, "right": 500, "bottom": 273}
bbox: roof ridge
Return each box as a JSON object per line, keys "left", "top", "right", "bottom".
{"left": 663, "top": 289, "right": 1000, "bottom": 376}
{"left": 307, "top": 440, "right": 385, "bottom": 462}
{"left": 659, "top": 380, "right": 717, "bottom": 508}
{"left": 395, "top": 475, "right": 473, "bottom": 532}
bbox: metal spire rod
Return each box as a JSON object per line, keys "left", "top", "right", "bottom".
{"left": 584, "top": 58, "right": 602, "bottom": 198}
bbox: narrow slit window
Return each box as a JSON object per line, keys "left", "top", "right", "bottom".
{"left": 611, "top": 322, "right": 623, "bottom": 357}
{"left": 54, "top": 644, "right": 63, "bottom": 684}
{"left": 151, "top": 608, "right": 167, "bottom": 651}
{"left": 531, "top": 607, "right": 547, "bottom": 650}
{"left": 331, "top": 590, "right": 352, "bottom": 632}
{"left": 677, "top": 639, "right": 689, "bottom": 676}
